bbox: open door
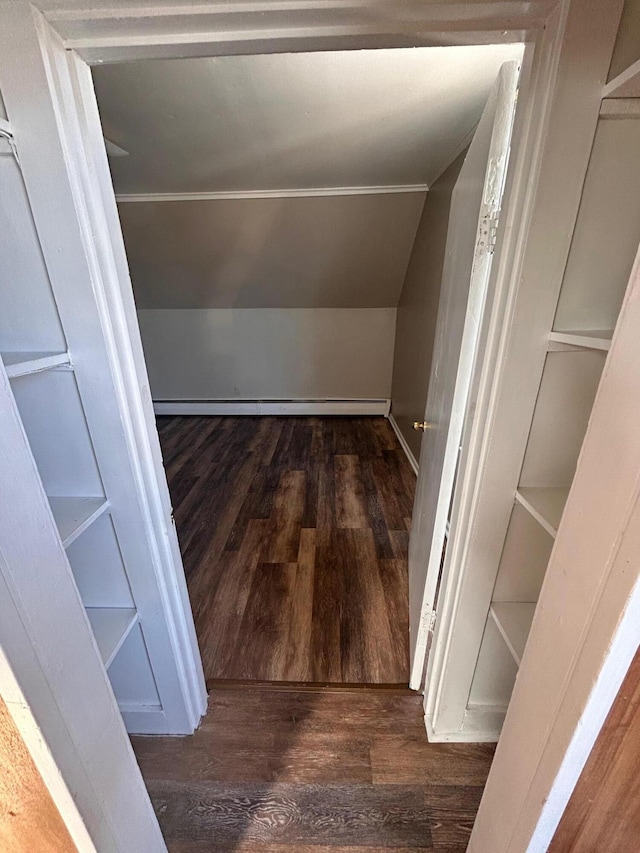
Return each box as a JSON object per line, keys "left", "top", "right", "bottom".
{"left": 409, "top": 62, "right": 520, "bottom": 690}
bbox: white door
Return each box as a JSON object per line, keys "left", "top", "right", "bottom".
{"left": 409, "top": 62, "right": 520, "bottom": 690}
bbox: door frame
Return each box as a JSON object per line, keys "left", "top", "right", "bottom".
{"left": 0, "top": 0, "right": 629, "bottom": 851}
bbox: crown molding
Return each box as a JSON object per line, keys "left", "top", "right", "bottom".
{"left": 115, "top": 184, "right": 429, "bottom": 202}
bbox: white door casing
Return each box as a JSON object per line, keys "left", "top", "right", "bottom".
{"left": 409, "top": 62, "right": 520, "bottom": 690}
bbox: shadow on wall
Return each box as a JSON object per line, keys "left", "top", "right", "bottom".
{"left": 119, "top": 193, "right": 425, "bottom": 310}
{"left": 390, "top": 150, "right": 468, "bottom": 460}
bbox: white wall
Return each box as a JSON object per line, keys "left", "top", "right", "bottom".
{"left": 138, "top": 307, "right": 397, "bottom": 401}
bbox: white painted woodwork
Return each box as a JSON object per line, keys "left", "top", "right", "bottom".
{"left": 154, "top": 400, "right": 391, "bottom": 417}
{"left": 108, "top": 623, "right": 163, "bottom": 711}
{"left": 547, "top": 329, "right": 612, "bottom": 350}
{"left": 44, "top": 0, "right": 545, "bottom": 68}
{"left": 519, "top": 350, "right": 607, "bottom": 487}
{"left": 554, "top": 118, "right": 640, "bottom": 333}
{"left": 490, "top": 603, "right": 537, "bottom": 666}
{"left": 49, "top": 496, "right": 110, "bottom": 549}
{"left": 138, "top": 308, "right": 397, "bottom": 402}
{"left": 424, "top": 0, "right": 624, "bottom": 747}
{"left": 86, "top": 607, "right": 138, "bottom": 669}
{"left": 0, "top": 346, "right": 166, "bottom": 850}
{"left": 0, "top": 146, "right": 66, "bottom": 353}
{"left": 0, "top": 1, "right": 635, "bottom": 850}
{"left": 467, "top": 615, "right": 518, "bottom": 709}
{"left": 602, "top": 57, "right": 640, "bottom": 97}
{"left": 471, "top": 239, "right": 640, "bottom": 852}
{"left": 1, "top": 351, "right": 71, "bottom": 377}
{"left": 600, "top": 97, "right": 640, "bottom": 119}
{"left": 117, "top": 186, "right": 428, "bottom": 201}
{"left": 515, "top": 487, "right": 569, "bottom": 539}
{"left": 0, "top": 1, "right": 204, "bottom": 734}
{"left": 492, "top": 503, "right": 552, "bottom": 603}
{"left": 388, "top": 414, "right": 420, "bottom": 476}
{"left": 66, "top": 513, "right": 135, "bottom": 608}
{"left": 92, "top": 46, "right": 522, "bottom": 194}
{"left": 11, "top": 371, "right": 104, "bottom": 498}
{"left": 408, "top": 62, "right": 520, "bottom": 690}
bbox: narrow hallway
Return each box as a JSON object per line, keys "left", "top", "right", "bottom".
{"left": 158, "top": 416, "right": 415, "bottom": 684}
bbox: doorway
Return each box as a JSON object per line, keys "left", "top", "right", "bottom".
{"left": 91, "top": 44, "right": 522, "bottom": 689}
{"left": 1, "top": 1, "right": 606, "bottom": 849}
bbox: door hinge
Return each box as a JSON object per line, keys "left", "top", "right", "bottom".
{"left": 428, "top": 609, "right": 437, "bottom": 635}
{"left": 488, "top": 214, "right": 499, "bottom": 254}
{"left": 478, "top": 212, "right": 500, "bottom": 256}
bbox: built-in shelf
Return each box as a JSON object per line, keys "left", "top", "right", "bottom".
{"left": 600, "top": 98, "right": 640, "bottom": 120}
{"left": 2, "top": 351, "right": 72, "bottom": 379}
{"left": 49, "top": 496, "right": 110, "bottom": 549}
{"left": 548, "top": 329, "right": 612, "bottom": 352}
{"left": 86, "top": 607, "right": 138, "bottom": 669}
{"left": 490, "top": 602, "right": 537, "bottom": 666}
{"left": 602, "top": 58, "right": 640, "bottom": 99}
{"left": 515, "top": 486, "right": 570, "bottom": 538}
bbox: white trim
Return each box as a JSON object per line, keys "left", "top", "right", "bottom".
{"left": 44, "top": 32, "right": 207, "bottom": 734}
{"left": 526, "top": 573, "right": 640, "bottom": 851}
{"left": 425, "top": 703, "right": 506, "bottom": 743}
{"left": 599, "top": 98, "right": 640, "bottom": 119}
{"left": 153, "top": 398, "right": 391, "bottom": 416}
{"left": 116, "top": 185, "right": 428, "bottom": 203}
{"left": 388, "top": 413, "right": 419, "bottom": 475}
{"left": 602, "top": 57, "right": 640, "bottom": 98}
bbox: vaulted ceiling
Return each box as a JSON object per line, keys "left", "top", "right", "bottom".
{"left": 93, "top": 45, "right": 523, "bottom": 194}
{"left": 93, "top": 45, "right": 523, "bottom": 309}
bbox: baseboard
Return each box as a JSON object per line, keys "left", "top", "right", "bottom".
{"left": 119, "top": 705, "right": 169, "bottom": 735}
{"left": 153, "top": 399, "right": 391, "bottom": 416}
{"left": 424, "top": 705, "right": 505, "bottom": 743}
{"left": 388, "top": 413, "right": 419, "bottom": 475}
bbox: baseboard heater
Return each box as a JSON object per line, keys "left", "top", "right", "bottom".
{"left": 153, "top": 399, "right": 391, "bottom": 417}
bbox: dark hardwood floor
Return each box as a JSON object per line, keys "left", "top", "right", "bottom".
{"left": 133, "top": 684, "right": 495, "bottom": 852}
{"left": 158, "top": 416, "right": 416, "bottom": 684}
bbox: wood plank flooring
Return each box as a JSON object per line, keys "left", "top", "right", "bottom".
{"left": 157, "top": 416, "right": 416, "bottom": 684}
{"left": 132, "top": 684, "right": 495, "bottom": 852}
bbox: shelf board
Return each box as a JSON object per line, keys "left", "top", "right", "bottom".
{"left": 49, "top": 496, "right": 109, "bottom": 549}
{"left": 490, "top": 602, "right": 537, "bottom": 666}
{"left": 600, "top": 98, "right": 640, "bottom": 120}
{"left": 515, "top": 486, "right": 569, "bottom": 538}
{"left": 0, "top": 116, "right": 12, "bottom": 136}
{"left": 547, "top": 329, "right": 612, "bottom": 352}
{"left": 603, "top": 57, "right": 640, "bottom": 99}
{"left": 2, "top": 351, "right": 72, "bottom": 379}
{"left": 86, "top": 607, "right": 138, "bottom": 669}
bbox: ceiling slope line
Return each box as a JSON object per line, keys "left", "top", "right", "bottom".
{"left": 115, "top": 184, "right": 429, "bottom": 202}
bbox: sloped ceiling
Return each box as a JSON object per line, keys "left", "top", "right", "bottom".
{"left": 93, "top": 45, "right": 523, "bottom": 194}
{"left": 93, "top": 45, "right": 523, "bottom": 309}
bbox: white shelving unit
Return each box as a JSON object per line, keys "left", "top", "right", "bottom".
{"left": 0, "top": 99, "right": 198, "bottom": 734}
{"left": 490, "top": 603, "right": 536, "bottom": 666}
{"left": 547, "top": 329, "right": 612, "bottom": 351}
{"left": 468, "top": 37, "right": 640, "bottom": 724}
{"left": 1, "top": 350, "right": 72, "bottom": 378}
{"left": 515, "top": 487, "right": 569, "bottom": 538}
{"left": 49, "top": 496, "right": 110, "bottom": 549}
{"left": 86, "top": 608, "right": 138, "bottom": 669}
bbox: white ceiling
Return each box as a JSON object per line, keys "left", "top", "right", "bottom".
{"left": 92, "top": 44, "right": 523, "bottom": 194}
